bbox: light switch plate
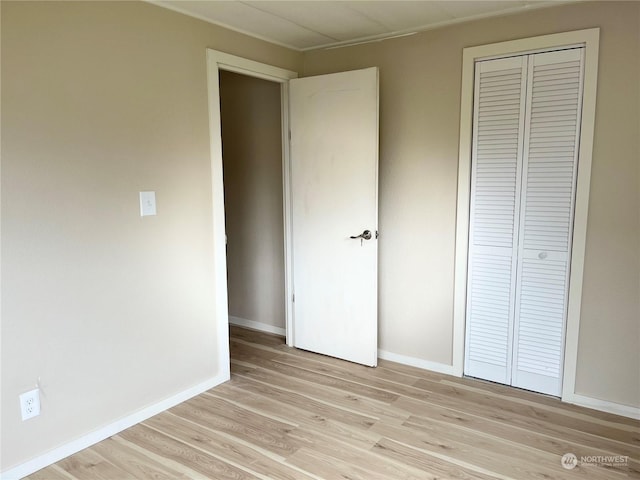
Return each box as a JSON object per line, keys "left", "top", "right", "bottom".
{"left": 140, "top": 191, "right": 157, "bottom": 216}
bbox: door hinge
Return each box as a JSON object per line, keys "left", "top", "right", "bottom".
{"left": 292, "top": 293, "right": 295, "bottom": 303}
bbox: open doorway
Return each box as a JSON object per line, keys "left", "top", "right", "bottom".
{"left": 219, "top": 71, "right": 286, "bottom": 337}
{"left": 206, "top": 50, "right": 297, "bottom": 381}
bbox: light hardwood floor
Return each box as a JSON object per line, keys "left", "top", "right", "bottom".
{"left": 28, "top": 326, "right": 639, "bottom": 479}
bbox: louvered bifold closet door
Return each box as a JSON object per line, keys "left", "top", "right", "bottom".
{"left": 511, "top": 48, "right": 584, "bottom": 396}
{"left": 464, "top": 57, "right": 527, "bottom": 384}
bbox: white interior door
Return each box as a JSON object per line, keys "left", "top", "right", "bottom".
{"left": 289, "top": 67, "right": 379, "bottom": 367}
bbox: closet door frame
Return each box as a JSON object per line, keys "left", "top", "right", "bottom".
{"left": 452, "top": 29, "right": 600, "bottom": 403}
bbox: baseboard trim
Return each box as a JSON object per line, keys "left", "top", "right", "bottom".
{"left": 563, "top": 392, "right": 640, "bottom": 420}
{"left": 1, "top": 374, "right": 228, "bottom": 480}
{"left": 229, "top": 316, "right": 286, "bottom": 337}
{"left": 378, "top": 349, "right": 455, "bottom": 376}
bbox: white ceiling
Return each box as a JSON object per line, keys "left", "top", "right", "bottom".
{"left": 151, "top": 1, "right": 567, "bottom": 51}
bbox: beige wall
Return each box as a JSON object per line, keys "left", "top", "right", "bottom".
{"left": 303, "top": 1, "right": 639, "bottom": 408}
{"left": 220, "top": 71, "right": 285, "bottom": 330}
{"left": 0, "top": 0, "right": 301, "bottom": 471}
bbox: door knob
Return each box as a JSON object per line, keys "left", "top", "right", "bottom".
{"left": 350, "top": 230, "right": 372, "bottom": 240}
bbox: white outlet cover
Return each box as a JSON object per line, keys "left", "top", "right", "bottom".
{"left": 19, "top": 388, "right": 41, "bottom": 421}
{"left": 140, "top": 191, "right": 157, "bottom": 216}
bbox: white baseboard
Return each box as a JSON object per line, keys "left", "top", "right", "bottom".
{"left": 563, "top": 392, "right": 640, "bottom": 420}
{"left": 229, "top": 315, "right": 286, "bottom": 337}
{"left": 1, "top": 374, "right": 228, "bottom": 480}
{"left": 378, "top": 349, "right": 455, "bottom": 376}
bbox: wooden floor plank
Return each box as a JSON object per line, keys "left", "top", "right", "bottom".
{"left": 56, "top": 450, "right": 133, "bottom": 480}
{"left": 394, "top": 395, "right": 639, "bottom": 459}
{"left": 230, "top": 356, "right": 411, "bottom": 424}
{"left": 26, "top": 326, "right": 638, "bottom": 480}
{"left": 168, "top": 395, "right": 300, "bottom": 458}
{"left": 88, "top": 437, "right": 190, "bottom": 480}
{"left": 230, "top": 363, "right": 379, "bottom": 431}
{"left": 26, "top": 465, "right": 76, "bottom": 480}
{"left": 410, "top": 378, "right": 638, "bottom": 443}
{"left": 286, "top": 426, "right": 429, "bottom": 480}
{"left": 207, "top": 382, "right": 383, "bottom": 450}
{"left": 439, "top": 376, "right": 640, "bottom": 427}
{"left": 372, "top": 422, "right": 618, "bottom": 480}
{"left": 372, "top": 437, "right": 505, "bottom": 480}
{"left": 119, "top": 424, "right": 260, "bottom": 480}
{"left": 400, "top": 416, "right": 626, "bottom": 480}
{"left": 232, "top": 352, "right": 400, "bottom": 404}
{"left": 404, "top": 401, "right": 639, "bottom": 460}
{"left": 143, "top": 413, "right": 315, "bottom": 480}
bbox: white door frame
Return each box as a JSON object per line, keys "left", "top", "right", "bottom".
{"left": 206, "top": 50, "right": 298, "bottom": 381}
{"left": 452, "top": 29, "right": 599, "bottom": 403}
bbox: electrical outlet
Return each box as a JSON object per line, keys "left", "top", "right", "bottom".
{"left": 19, "top": 388, "right": 41, "bottom": 421}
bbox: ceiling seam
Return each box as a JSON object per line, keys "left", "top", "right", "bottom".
{"left": 237, "top": 0, "right": 340, "bottom": 42}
